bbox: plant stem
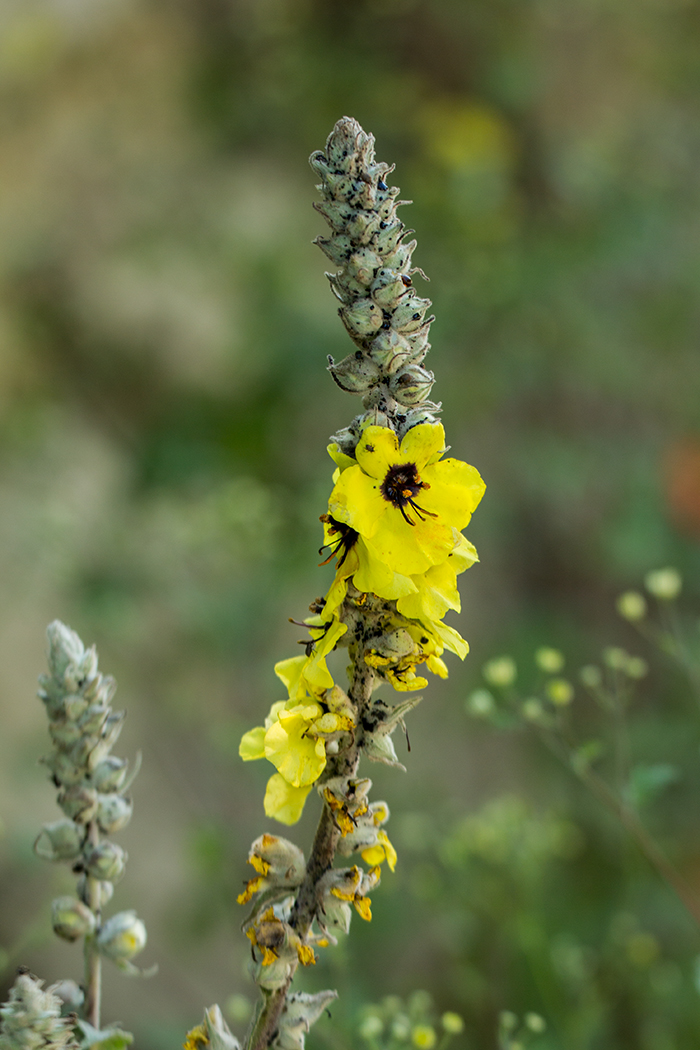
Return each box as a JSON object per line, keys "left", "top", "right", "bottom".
{"left": 244, "top": 658, "right": 375, "bottom": 1050}
{"left": 540, "top": 728, "right": 700, "bottom": 927}
{"left": 82, "top": 821, "right": 102, "bottom": 1028}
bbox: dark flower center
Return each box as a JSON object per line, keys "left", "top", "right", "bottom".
{"left": 380, "top": 463, "right": 435, "bottom": 526}
{"left": 319, "top": 513, "right": 359, "bottom": 567}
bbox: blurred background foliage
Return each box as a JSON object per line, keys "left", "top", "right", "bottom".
{"left": 1, "top": 0, "right": 700, "bottom": 1046}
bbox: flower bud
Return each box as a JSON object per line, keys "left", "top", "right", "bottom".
{"left": 371, "top": 269, "right": 409, "bottom": 308}
{"left": 535, "top": 647, "right": 565, "bottom": 674}
{"left": 340, "top": 299, "right": 383, "bottom": 338}
{"left": 483, "top": 656, "right": 517, "bottom": 688}
{"left": 84, "top": 841, "right": 127, "bottom": 882}
{"left": 76, "top": 875, "right": 114, "bottom": 906}
{"left": 46, "top": 621, "right": 85, "bottom": 682}
{"left": 48, "top": 719, "right": 82, "bottom": 749}
{"left": 34, "top": 819, "right": 83, "bottom": 861}
{"left": 97, "top": 910, "right": 147, "bottom": 962}
{"left": 51, "top": 896, "right": 96, "bottom": 942}
{"left": 91, "top": 756, "right": 128, "bottom": 792}
{"left": 327, "top": 353, "right": 380, "bottom": 395}
{"left": 275, "top": 991, "right": 338, "bottom": 1050}
{"left": 368, "top": 329, "right": 412, "bottom": 372}
{"left": 388, "top": 365, "right": 435, "bottom": 406}
{"left": 77, "top": 703, "right": 110, "bottom": 735}
{"left": 41, "top": 751, "right": 84, "bottom": 787}
{"left": 391, "top": 296, "right": 432, "bottom": 333}
{"left": 97, "top": 794, "right": 132, "bottom": 834}
{"left": 616, "top": 591, "right": 647, "bottom": 621}
{"left": 0, "top": 972, "right": 79, "bottom": 1050}
{"left": 47, "top": 980, "right": 84, "bottom": 1012}
{"left": 203, "top": 1005, "right": 240, "bottom": 1050}
{"left": 57, "top": 785, "right": 98, "bottom": 824}
{"left": 644, "top": 567, "right": 682, "bottom": 600}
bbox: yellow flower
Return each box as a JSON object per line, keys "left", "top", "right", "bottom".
{"left": 361, "top": 829, "right": 397, "bottom": 872}
{"left": 397, "top": 532, "right": 478, "bottom": 621}
{"left": 183, "top": 1024, "right": 208, "bottom": 1050}
{"left": 328, "top": 423, "right": 484, "bottom": 577}
{"left": 319, "top": 514, "right": 419, "bottom": 615}
{"left": 264, "top": 703, "right": 328, "bottom": 787}
{"left": 264, "top": 775, "right": 313, "bottom": 825}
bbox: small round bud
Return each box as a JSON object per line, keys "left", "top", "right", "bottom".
{"left": 77, "top": 874, "right": 114, "bottom": 906}
{"left": 483, "top": 656, "right": 517, "bottom": 688}
{"left": 441, "top": 1012, "right": 464, "bottom": 1034}
{"left": 579, "top": 665, "right": 602, "bottom": 688}
{"left": 51, "top": 896, "right": 96, "bottom": 942}
{"left": 522, "top": 698, "right": 545, "bottom": 722}
{"left": 57, "top": 785, "right": 98, "bottom": 824}
{"left": 466, "top": 689, "right": 495, "bottom": 717}
{"left": 545, "top": 678, "right": 574, "bottom": 706}
{"left": 524, "top": 1013, "right": 546, "bottom": 1033}
{"left": 97, "top": 910, "right": 147, "bottom": 962}
{"left": 616, "top": 591, "right": 647, "bottom": 621}
{"left": 34, "top": 819, "right": 84, "bottom": 861}
{"left": 359, "top": 1015, "right": 384, "bottom": 1040}
{"left": 96, "top": 794, "right": 132, "bottom": 834}
{"left": 625, "top": 656, "right": 648, "bottom": 679}
{"left": 48, "top": 979, "right": 84, "bottom": 1012}
{"left": 499, "top": 1011, "right": 518, "bottom": 1032}
{"left": 411, "top": 1025, "right": 436, "bottom": 1049}
{"left": 603, "top": 647, "right": 629, "bottom": 672}
{"left": 644, "top": 567, "right": 682, "bottom": 600}
{"left": 84, "top": 841, "right": 127, "bottom": 882}
{"left": 535, "top": 647, "right": 565, "bottom": 673}
{"left": 91, "top": 756, "right": 128, "bottom": 792}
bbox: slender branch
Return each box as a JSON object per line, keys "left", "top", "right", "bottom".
{"left": 82, "top": 821, "right": 102, "bottom": 1028}
{"left": 538, "top": 728, "right": 700, "bottom": 927}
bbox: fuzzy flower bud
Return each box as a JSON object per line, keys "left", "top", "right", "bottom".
{"left": 97, "top": 910, "right": 147, "bottom": 963}
{"left": 0, "top": 972, "right": 79, "bottom": 1050}
{"left": 34, "top": 820, "right": 83, "bottom": 862}
{"left": 96, "top": 794, "right": 133, "bottom": 834}
{"left": 274, "top": 991, "right": 338, "bottom": 1050}
{"left": 84, "top": 841, "right": 127, "bottom": 882}
{"left": 51, "top": 896, "right": 96, "bottom": 942}
{"left": 237, "top": 834, "right": 306, "bottom": 904}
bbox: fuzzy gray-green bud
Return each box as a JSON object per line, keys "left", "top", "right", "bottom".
{"left": 96, "top": 793, "right": 132, "bottom": 834}
{"left": 0, "top": 972, "right": 79, "bottom": 1050}
{"left": 34, "top": 819, "right": 83, "bottom": 862}
{"left": 51, "top": 896, "right": 96, "bottom": 941}
{"left": 312, "top": 117, "right": 438, "bottom": 447}
{"left": 84, "top": 841, "right": 127, "bottom": 882}
{"left": 97, "top": 911, "right": 147, "bottom": 963}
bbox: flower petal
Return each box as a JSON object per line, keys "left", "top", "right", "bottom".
{"left": 420, "top": 459, "right": 486, "bottom": 529}
{"left": 355, "top": 426, "right": 400, "bottom": 479}
{"left": 329, "top": 466, "right": 386, "bottom": 539}
{"left": 264, "top": 775, "right": 313, "bottom": 825}
{"left": 239, "top": 726, "right": 266, "bottom": 761}
{"left": 400, "top": 422, "right": 446, "bottom": 471}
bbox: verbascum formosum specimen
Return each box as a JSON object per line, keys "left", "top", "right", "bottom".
{"left": 231, "top": 117, "right": 485, "bottom": 1050}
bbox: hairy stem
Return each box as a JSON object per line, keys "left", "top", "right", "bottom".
{"left": 82, "top": 821, "right": 102, "bottom": 1028}
{"left": 245, "top": 657, "right": 375, "bottom": 1050}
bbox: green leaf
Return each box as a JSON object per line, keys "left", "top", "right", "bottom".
{"left": 76, "top": 1021, "right": 134, "bottom": 1050}
{"left": 626, "top": 763, "right": 680, "bottom": 809}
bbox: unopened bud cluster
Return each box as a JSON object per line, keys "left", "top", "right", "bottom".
{"left": 0, "top": 972, "right": 79, "bottom": 1050}
{"left": 34, "top": 622, "right": 147, "bottom": 974}
{"left": 311, "top": 118, "right": 440, "bottom": 452}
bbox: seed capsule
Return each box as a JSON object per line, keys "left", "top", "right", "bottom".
{"left": 97, "top": 910, "right": 147, "bottom": 962}
{"left": 34, "top": 819, "right": 84, "bottom": 861}
{"left": 84, "top": 841, "right": 127, "bottom": 882}
{"left": 96, "top": 794, "right": 133, "bottom": 834}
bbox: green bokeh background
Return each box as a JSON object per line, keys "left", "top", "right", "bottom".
{"left": 1, "top": 1, "right": 700, "bottom": 1047}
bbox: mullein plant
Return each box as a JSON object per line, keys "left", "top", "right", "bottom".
{"left": 224, "top": 117, "right": 486, "bottom": 1050}
{"left": 0, "top": 622, "right": 147, "bottom": 1050}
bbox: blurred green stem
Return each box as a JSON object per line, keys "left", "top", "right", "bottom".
{"left": 83, "top": 821, "right": 102, "bottom": 1028}
{"left": 539, "top": 728, "right": 700, "bottom": 928}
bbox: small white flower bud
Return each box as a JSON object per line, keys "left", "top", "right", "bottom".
{"left": 51, "top": 896, "right": 96, "bottom": 941}
{"left": 616, "top": 591, "right": 647, "bottom": 621}
{"left": 97, "top": 910, "right": 147, "bottom": 962}
{"left": 465, "top": 688, "right": 495, "bottom": 717}
{"left": 483, "top": 656, "right": 517, "bottom": 688}
{"left": 535, "top": 647, "right": 565, "bottom": 673}
{"left": 34, "top": 819, "right": 83, "bottom": 861}
{"left": 84, "top": 841, "right": 127, "bottom": 881}
{"left": 644, "top": 567, "right": 682, "bottom": 600}
{"left": 46, "top": 621, "right": 85, "bottom": 681}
